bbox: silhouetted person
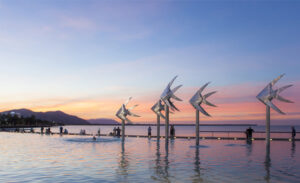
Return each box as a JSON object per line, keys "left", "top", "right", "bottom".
{"left": 63, "top": 129, "right": 68, "bottom": 134}
{"left": 148, "top": 126, "right": 152, "bottom": 137}
{"left": 46, "top": 127, "right": 51, "bottom": 134}
{"left": 97, "top": 128, "right": 101, "bottom": 136}
{"left": 246, "top": 127, "right": 254, "bottom": 140}
{"left": 117, "top": 127, "right": 121, "bottom": 137}
{"left": 92, "top": 136, "right": 96, "bottom": 141}
{"left": 170, "top": 125, "right": 175, "bottom": 138}
{"left": 292, "top": 126, "right": 296, "bottom": 140}
{"left": 41, "top": 127, "right": 44, "bottom": 134}
{"left": 60, "top": 126, "right": 63, "bottom": 134}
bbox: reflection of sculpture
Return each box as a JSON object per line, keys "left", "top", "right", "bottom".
{"left": 160, "top": 76, "right": 182, "bottom": 143}
{"left": 116, "top": 141, "right": 129, "bottom": 182}
{"left": 151, "top": 141, "right": 170, "bottom": 182}
{"left": 116, "top": 97, "right": 140, "bottom": 140}
{"left": 264, "top": 142, "right": 271, "bottom": 182}
{"left": 256, "top": 74, "right": 293, "bottom": 143}
{"left": 151, "top": 100, "right": 165, "bottom": 140}
{"left": 190, "top": 82, "right": 217, "bottom": 146}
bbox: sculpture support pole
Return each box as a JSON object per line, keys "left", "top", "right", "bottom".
{"left": 266, "top": 106, "right": 270, "bottom": 145}
{"left": 196, "top": 110, "right": 200, "bottom": 146}
{"left": 122, "top": 119, "right": 125, "bottom": 141}
{"left": 165, "top": 105, "right": 169, "bottom": 143}
{"left": 157, "top": 115, "right": 160, "bottom": 141}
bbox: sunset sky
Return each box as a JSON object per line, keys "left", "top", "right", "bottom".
{"left": 0, "top": 1, "right": 299, "bottom": 124}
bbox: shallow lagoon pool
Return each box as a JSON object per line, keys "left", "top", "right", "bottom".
{"left": 0, "top": 132, "right": 299, "bottom": 182}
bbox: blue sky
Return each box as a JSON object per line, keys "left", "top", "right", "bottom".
{"left": 0, "top": 1, "right": 299, "bottom": 122}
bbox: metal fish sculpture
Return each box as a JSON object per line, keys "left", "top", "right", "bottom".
{"left": 189, "top": 82, "right": 217, "bottom": 117}
{"left": 160, "top": 76, "right": 182, "bottom": 111}
{"left": 151, "top": 100, "right": 165, "bottom": 119}
{"left": 256, "top": 74, "right": 293, "bottom": 115}
{"left": 116, "top": 97, "right": 140, "bottom": 124}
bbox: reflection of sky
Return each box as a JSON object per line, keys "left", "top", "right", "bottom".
{"left": 0, "top": 133, "right": 299, "bottom": 182}
{"left": 0, "top": 1, "right": 299, "bottom": 123}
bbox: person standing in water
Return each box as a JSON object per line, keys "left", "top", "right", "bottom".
{"left": 292, "top": 126, "right": 296, "bottom": 140}
{"left": 97, "top": 128, "right": 101, "bottom": 136}
{"left": 170, "top": 125, "right": 175, "bottom": 138}
{"left": 60, "top": 126, "right": 63, "bottom": 134}
{"left": 41, "top": 127, "right": 44, "bottom": 134}
{"left": 116, "top": 127, "right": 121, "bottom": 137}
{"left": 148, "top": 126, "right": 152, "bottom": 137}
{"left": 246, "top": 127, "right": 254, "bottom": 140}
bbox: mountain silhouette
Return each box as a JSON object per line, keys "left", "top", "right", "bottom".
{"left": 1, "top": 108, "right": 90, "bottom": 125}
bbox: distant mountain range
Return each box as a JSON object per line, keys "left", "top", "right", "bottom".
{"left": 1, "top": 109, "right": 90, "bottom": 125}
{"left": 88, "top": 118, "right": 119, "bottom": 125}
{"left": 1, "top": 108, "right": 120, "bottom": 125}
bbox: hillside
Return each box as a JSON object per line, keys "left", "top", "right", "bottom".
{"left": 1, "top": 109, "right": 90, "bottom": 125}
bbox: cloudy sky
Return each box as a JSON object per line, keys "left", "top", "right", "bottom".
{"left": 0, "top": 0, "right": 299, "bottom": 124}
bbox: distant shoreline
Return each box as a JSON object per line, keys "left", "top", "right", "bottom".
{"left": 69, "top": 123, "right": 258, "bottom": 126}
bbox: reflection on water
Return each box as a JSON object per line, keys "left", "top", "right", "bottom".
{"left": 291, "top": 140, "right": 296, "bottom": 158}
{"left": 0, "top": 132, "right": 299, "bottom": 182}
{"left": 192, "top": 147, "right": 202, "bottom": 183}
{"left": 116, "top": 141, "right": 129, "bottom": 182}
{"left": 264, "top": 142, "right": 271, "bottom": 182}
{"left": 152, "top": 140, "right": 171, "bottom": 182}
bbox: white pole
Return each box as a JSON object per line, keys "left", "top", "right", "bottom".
{"left": 157, "top": 114, "right": 160, "bottom": 140}
{"left": 266, "top": 106, "right": 270, "bottom": 144}
{"left": 165, "top": 105, "right": 169, "bottom": 143}
{"left": 196, "top": 110, "right": 200, "bottom": 146}
{"left": 122, "top": 119, "right": 125, "bottom": 141}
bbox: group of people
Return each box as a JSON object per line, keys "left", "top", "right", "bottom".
{"left": 111, "top": 127, "right": 121, "bottom": 137}
{"left": 79, "top": 129, "right": 86, "bottom": 135}
{"left": 40, "top": 127, "right": 52, "bottom": 134}
{"left": 59, "top": 126, "right": 68, "bottom": 134}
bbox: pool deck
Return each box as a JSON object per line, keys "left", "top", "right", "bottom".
{"left": 3, "top": 131, "right": 299, "bottom": 141}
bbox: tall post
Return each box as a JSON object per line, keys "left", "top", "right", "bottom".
{"left": 157, "top": 115, "right": 160, "bottom": 140}
{"left": 266, "top": 106, "right": 270, "bottom": 144}
{"left": 196, "top": 110, "right": 200, "bottom": 146}
{"left": 165, "top": 105, "right": 169, "bottom": 143}
{"left": 122, "top": 119, "right": 125, "bottom": 141}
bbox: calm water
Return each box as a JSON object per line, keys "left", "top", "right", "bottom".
{"left": 0, "top": 132, "right": 299, "bottom": 182}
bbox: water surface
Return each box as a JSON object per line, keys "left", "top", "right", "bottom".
{"left": 0, "top": 132, "right": 299, "bottom": 182}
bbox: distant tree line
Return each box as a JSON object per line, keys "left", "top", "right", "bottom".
{"left": 0, "top": 113, "right": 62, "bottom": 127}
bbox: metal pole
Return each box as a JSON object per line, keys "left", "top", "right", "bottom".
{"left": 165, "top": 105, "right": 169, "bottom": 143}
{"left": 157, "top": 114, "right": 160, "bottom": 141}
{"left": 196, "top": 110, "right": 200, "bottom": 146}
{"left": 122, "top": 119, "right": 125, "bottom": 141}
{"left": 266, "top": 106, "right": 270, "bottom": 144}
